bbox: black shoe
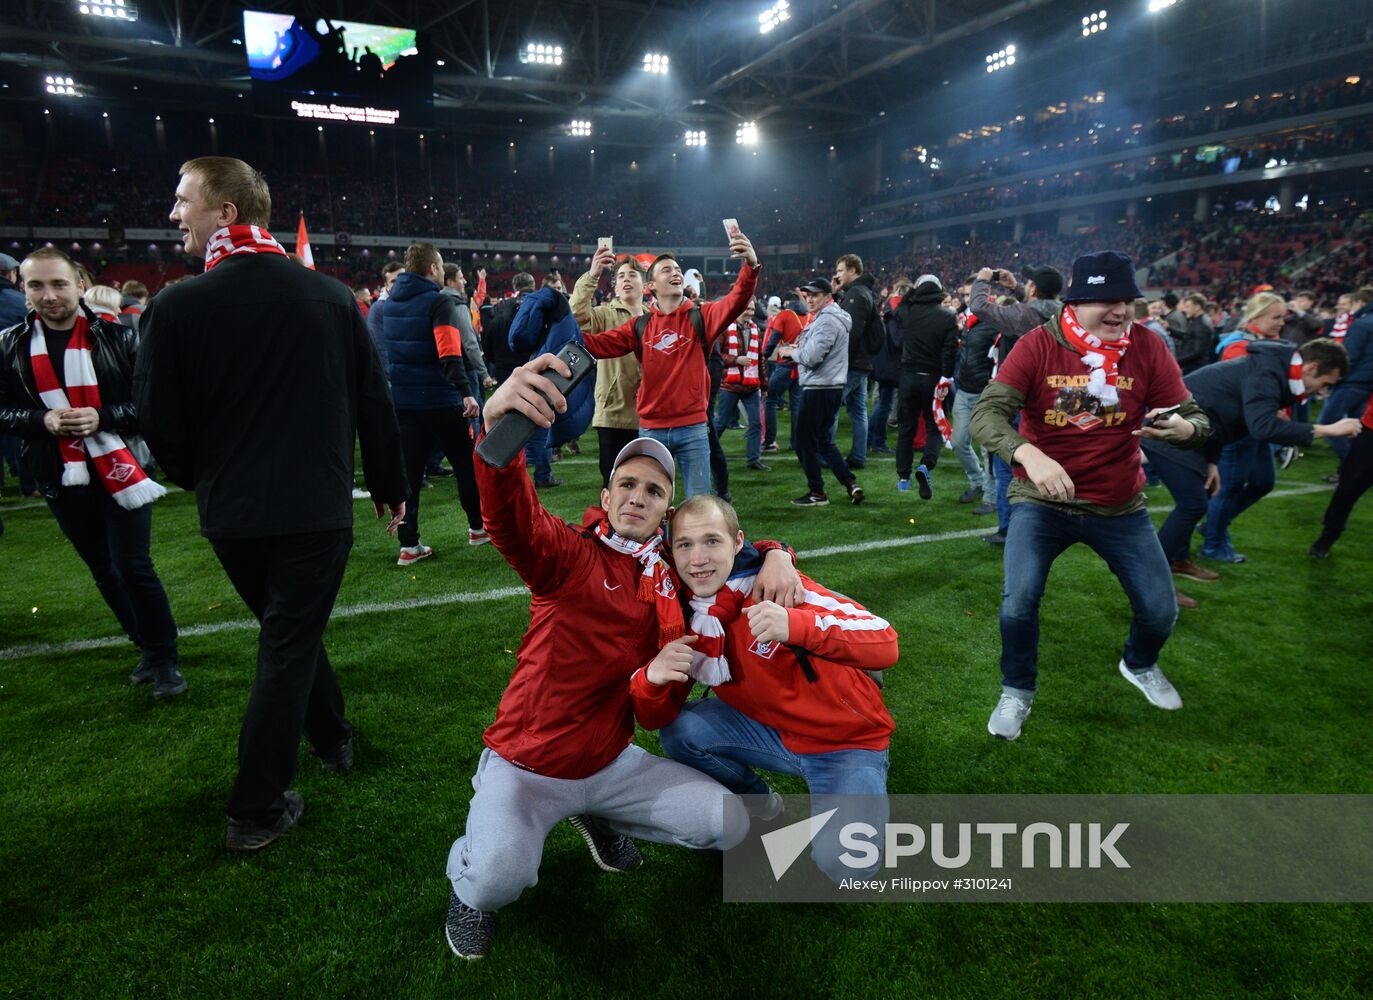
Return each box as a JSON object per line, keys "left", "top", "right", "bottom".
{"left": 315, "top": 735, "right": 354, "bottom": 774}
{"left": 845, "top": 456, "right": 866, "bottom": 470}
{"left": 566, "top": 440, "right": 581, "bottom": 456}
{"left": 762, "top": 443, "right": 780, "bottom": 453}
{"left": 226, "top": 791, "right": 304, "bottom": 852}
{"left": 958, "top": 485, "right": 983, "bottom": 504}
{"left": 847, "top": 483, "right": 865, "bottom": 505}
{"left": 534, "top": 478, "right": 564, "bottom": 489}
{"left": 153, "top": 664, "right": 187, "bottom": 701}
{"left": 1309, "top": 533, "right": 1336, "bottom": 559}
{"left": 426, "top": 465, "right": 454, "bottom": 478}
{"left": 972, "top": 500, "right": 996, "bottom": 515}
{"left": 870, "top": 446, "right": 895, "bottom": 456}
{"left": 567, "top": 814, "right": 644, "bottom": 873}
{"left": 444, "top": 890, "right": 495, "bottom": 960}
{"left": 982, "top": 532, "right": 1007, "bottom": 546}
{"left": 915, "top": 465, "right": 932, "bottom": 500}
{"left": 719, "top": 492, "right": 733, "bottom": 504}
{"left": 791, "top": 492, "right": 829, "bottom": 507}
{"left": 1321, "top": 473, "right": 1340, "bottom": 484}
{"left": 746, "top": 460, "right": 770, "bottom": 471}
{"left": 129, "top": 656, "right": 155, "bottom": 686}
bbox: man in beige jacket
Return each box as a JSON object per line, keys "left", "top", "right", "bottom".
{"left": 572, "top": 247, "right": 646, "bottom": 485}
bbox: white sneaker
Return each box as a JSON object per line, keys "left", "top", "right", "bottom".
{"left": 397, "top": 544, "right": 433, "bottom": 566}
{"left": 468, "top": 528, "right": 491, "bottom": 546}
{"left": 987, "top": 690, "right": 1033, "bottom": 740}
{"left": 351, "top": 487, "right": 371, "bottom": 500}
{"left": 746, "top": 790, "right": 785, "bottom": 821}
{"left": 1118, "top": 659, "right": 1182, "bottom": 710}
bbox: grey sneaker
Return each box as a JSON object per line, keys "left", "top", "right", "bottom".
{"left": 153, "top": 664, "right": 188, "bottom": 701}
{"left": 129, "top": 656, "right": 156, "bottom": 685}
{"left": 226, "top": 791, "right": 303, "bottom": 852}
{"left": 567, "top": 814, "right": 644, "bottom": 873}
{"left": 444, "top": 890, "right": 495, "bottom": 960}
{"left": 1118, "top": 659, "right": 1182, "bottom": 710}
{"left": 988, "top": 690, "right": 1033, "bottom": 740}
{"left": 314, "top": 734, "right": 354, "bottom": 774}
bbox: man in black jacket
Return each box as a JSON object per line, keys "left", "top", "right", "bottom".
{"left": 134, "top": 156, "right": 409, "bottom": 852}
{"left": 0, "top": 248, "right": 184, "bottom": 700}
{"left": 1143, "top": 338, "right": 1361, "bottom": 601}
{"left": 1173, "top": 294, "right": 1216, "bottom": 374}
{"left": 892, "top": 274, "right": 958, "bottom": 498}
{"left": 481, "top": 273, "right": 536, "bottom": 385}
{"left": 833, "top": 254, "right": 877, "bottom": 469}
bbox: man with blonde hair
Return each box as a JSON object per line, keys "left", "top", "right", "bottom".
{"left": 135, "top": 156, "right": 408, "bottom": 852}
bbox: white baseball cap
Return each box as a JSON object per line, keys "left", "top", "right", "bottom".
{"left": 611, "top": 437, "right": 676, "bottom": 494}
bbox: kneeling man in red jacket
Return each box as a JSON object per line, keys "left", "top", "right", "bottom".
{"left": 632, "top": 493, "right": 899, "bottom": 881}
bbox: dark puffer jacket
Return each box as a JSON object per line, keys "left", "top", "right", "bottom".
{"left": 0, "top": 305, "right": 143, "bottom": 497}
{"left": 892, "top": 283, "right": 958, "bottom": 376}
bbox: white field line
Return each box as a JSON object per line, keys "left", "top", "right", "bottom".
{"left": 0, "top": 483, "right": 1334, "bottom": 662}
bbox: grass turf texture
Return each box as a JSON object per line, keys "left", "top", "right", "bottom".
{"left": 1, "top": 421, "right": 1370, "bottom": 999}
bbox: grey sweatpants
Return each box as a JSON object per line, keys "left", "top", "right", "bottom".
{"left": 446, "top": 743, "right": 749, "bottom": 912}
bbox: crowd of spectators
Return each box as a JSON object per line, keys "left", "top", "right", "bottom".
{"left": 854, "top": 116, "right": 1373, "bottom": 231}
{"left": 866, "top": 71, "right": 1373, "bottom": 208}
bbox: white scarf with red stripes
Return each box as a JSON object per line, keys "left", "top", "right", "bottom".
{"left": 1331, "top": 312, "right": 1350, "bottom": 340}
{"left": 687, "top": 574, "right": 756, "bottom": 685}
{"left": 722, "top": 321, "right": 761, "bottom": 390}
{"left": 29, "top": 314, "right": 166, "bottom": 509}
{"left": 1060, "top": 304, "right": 1130, "bottom": 407}
{"left": 203, "top": 224, "right": 288, "bottom": 271}
{"left": 1288, "top": 351, "right": 1306, "bottom": 402}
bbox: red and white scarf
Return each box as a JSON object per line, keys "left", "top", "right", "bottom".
{"left": 1331, "top": 312, "right": 1350, "bottom": 340}
{"left": 29, "top": 314, "right": 166, "bottom": 509}
{"left": 593, "top": 518, "right": 685, "bottom": 648}
{"left": 203, "top": 224, "right": 288, "bottom": 271}
{"left": 722, "top": 321, "right": 761, "bottom": 390}
{"left": 1288, "top": 351, "right": 1306, "bottom": 402}
{"left": 931, "top": 376, "right": 954, "bottom": 447}
{"left": 1060, "top": 304, "right": 1130, "bottom": 407}
{"left": 687, "top": 574, "right": 756, "bottom": 686}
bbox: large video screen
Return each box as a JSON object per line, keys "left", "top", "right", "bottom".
{"left": 243, "top": 10, "right": 432, "bottom": 127}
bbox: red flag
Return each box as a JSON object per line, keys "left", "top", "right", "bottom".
{"left": 295, "top": 213, "right": 315, "bottom": 270}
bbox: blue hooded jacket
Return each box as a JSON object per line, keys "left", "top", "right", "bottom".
{"left": 509, "top": 286, "right": 594, "bottom": 446}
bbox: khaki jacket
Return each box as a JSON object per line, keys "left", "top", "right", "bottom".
{"left": 570, "top": 270, "right": 644, "bottom": 430}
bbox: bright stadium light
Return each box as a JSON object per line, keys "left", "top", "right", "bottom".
{"left": 735, "top": 121, "right": 758, "bottom": 145}
{"left": 44, "top": 74, "right": 82, "bottom": 97}
{"left": 759, "top": 1, "right": 790, "bottom": 34}
{"left": 78, "top": 0, "right": 138, "bottom": 20}
{"left": 685, "top": 129, "right": 708, "bottom": 146}
{"left": 1082, "top": 10, "right": 1109, "bottom": 35}
{"left": 568, "top": 119, "right": 592, "bottom": 136}
{"left": 985, "top": 45, "right": 1016, "bottom": 72}
{"left": 642, "top": 52, "right": 670, "bottom": 74}
{"left": 521, "top": 42, "right": 564, "bottom": 66}
{"left": 1148, "top": 0, "right": 1179, "bottom": 10}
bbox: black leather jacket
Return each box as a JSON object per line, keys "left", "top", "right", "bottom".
{"left": 0, "top": 305, "right": 143, "bottom": 497}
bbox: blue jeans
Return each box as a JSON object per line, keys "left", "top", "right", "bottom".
{"left": 829, "top": 371, "right": 869, "bottom": 464}
{"left": 950, "top": 388, "right": 986, "bottom": 490}
{"left": 660, "top": 697, "right": 890, "bottom": 881}
{"left": 525, "top": 426, "right": 553, "bottom": 484}
{"left": 1146, "top": 446, "right": 1209, "bottom": 562}
{"left": 1202, "top": 436, "right": 1274, "bottom": 552}
{"left": 999, "top": 503, "right": 1178, "bottom": 692}
{"left": 1317, "top": 385, "right": 1369, "bottom": 462}
{"left": 715, "top": 389, "right": 763, "bottom": 464}
{"left": 764, "top": 363, "right": 799, "bottom": 449}
{"left": 868, "top": 383, "right": 896, "bottom": 449}
{"left": 644, "top": 422, "right": 710, "bottom": 499}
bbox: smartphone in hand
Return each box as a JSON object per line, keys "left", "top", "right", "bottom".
{"left": 723, "top": 218, "right": 741, "bottom": 240}
{"left": 597, "top": 236, "right": 613, "bottom": 255}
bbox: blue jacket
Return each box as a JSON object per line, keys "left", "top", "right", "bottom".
{"left": 1342, "top": 303, "right": 1373, "bottom": 392}
{"left": 510, "top": 287, "right": 593, "bottom": 446}
{"left": 375, "top": 271, "right": 471, "bottom": 410}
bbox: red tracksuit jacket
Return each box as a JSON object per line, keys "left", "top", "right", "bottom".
{"left": 630, "top": 572, "right": 898, "bottom": 753}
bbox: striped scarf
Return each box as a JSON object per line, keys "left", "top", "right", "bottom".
{"left": 686, "top": 574, "right": 756, "bottom": 685}
{"left": 1288, "top": 351, "right": 1306, "bottom": 402}
{"left": 722, "top": 321, "right": 761, "bottom": 390}
{"left": 1331, "top": 312, "right": 1350, "bottom": 340}
{"left": 1060, "top": 304, "right": 1130, "bottom": 406}
{"left": 592, "top": 518, "right": 684, "bottom": 648}
{"left": 29, "top": 314, "right": 166, "bottom": 509}
{"left": 203, "top": 224, "right": 288, "bottom": 271}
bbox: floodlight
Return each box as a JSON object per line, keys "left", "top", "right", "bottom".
{"left": 735, "top": 121, "right": 759, "bottom": 145}
{"left": 1081, "top": 9, "right": 1109, "bottom": 35}
{"left": 43, "top": 74, "right": 81, "bottom": 96}
{"left": 568, "top": 119, "right": 592, "bottom": 136}
{"left": 759, "top": 1, "right": 791, "bottom": 34}
{"left": 522, "top": 42, "right": 565, "bottom": 66}
{"left": 1148, "top": 0, "right": 1179, "bottom": 10}
{"left": 685, "top": 129, "right": 708, "bottom": 146}
{"left": 78, "top": 0, "right": 138, "bottom": 20}
{"left": 985, "top": 47, "right": 1016, "bottom": 72}
{"left": 642, "top": 52, "right": 670, "bottom": 74}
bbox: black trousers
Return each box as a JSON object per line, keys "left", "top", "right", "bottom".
{"left": 46, "top": 485, "right": 178, "bottom": 666}
{"left": 596, "top": 425, "right": 640, "bottom": 487}
{"left": 895, "top": 369, "right": 943, "bottom": 479}
{"left": 211, "top": 529, "right": 353, "bottom": 824}
{"left": 797, "top": 387, "right": 854, "bottom": 496}
{"left": 398, "top": 406, "right": 482, "bottom": 547}
{"left": 1322, "top": 426, "right": 1373, "bottom": 540}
